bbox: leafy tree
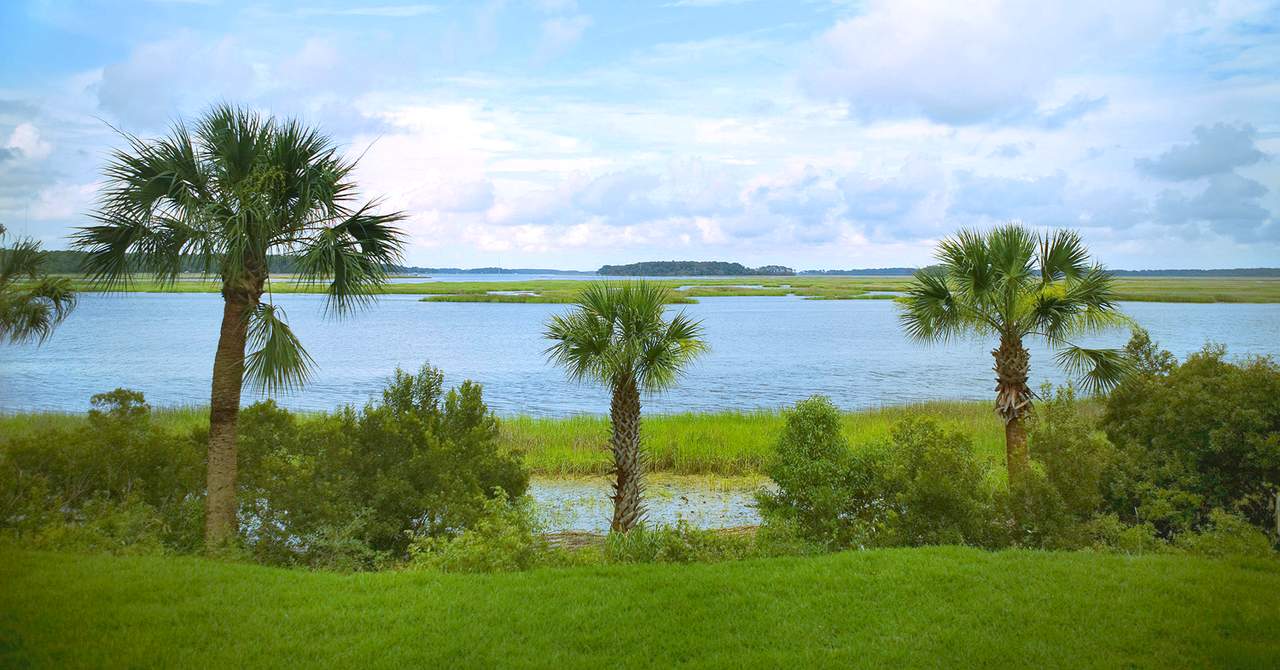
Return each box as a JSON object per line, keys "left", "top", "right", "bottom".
{"left": 1103, "top": 337, "right": 1280, "bottom": 534}
{"left": 898, "top": 225, "right": 1129, "bottom": 483}
{"left": 74, "top": 104, "right": 405, "bottom": 548}
{"left": 544, "top": 281, "right": 707, "bottom": 531}
{"left": 0, "top": 223, "right": 76, "bottom": 344}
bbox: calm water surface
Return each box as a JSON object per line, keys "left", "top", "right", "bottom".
{"left": 2, "top": 293, "right": 1278, "bottom": 415}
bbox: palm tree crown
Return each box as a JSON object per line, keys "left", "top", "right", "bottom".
{"left": 0, "top": 223, "right": 76, "bottom": 345}
{"left": 75, "top": 104, "right": 405, "bottom": 391}
{"left": 545, "top": 281, "right": 707, "bottom": 393}
{"left": 898, "top": 224, "right": 1130, "bottom": 480}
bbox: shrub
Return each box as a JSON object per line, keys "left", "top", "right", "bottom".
{"left": 2, "top": 365, "right": 529, "bottom": 569}
{"left": 757, "top": 396, "right": 893, "bottom": 549}
{"left": 886, "top": 417, "right": 996, "bottom": 547}
{"left": 759, "top": 397, "right": 999, "bottom": 549}
{"left": 408, "top": 493, "right": 555, "bottom": 573}
{"left": 21, "top": 495, "right": 171, "bottom": 556}
{"left": 1103, "top": 335, "right": 1280, "bottom": 535}
{"left": 603, "top": 521, "right": 755, "bottom": 564}
{"left": 237, "top": 363, "right": 530, "bottom": 567}
{"left": 1081, "top": 514, "right": 1170, "bottom": 555}
{"left": 0, "top": 389, "right": 204, "bottom": 551}
{"left": 1174, "top": 509, "right": 1275, "bottom": 559}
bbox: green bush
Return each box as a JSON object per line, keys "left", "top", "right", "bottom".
{"left": 1103, "top": 335, "right": 1280, "bottom": 535}
{"left": 1, "top": 365, "right": 530, "bottom": 570}
{"left": 757, "top": 396, "right": 893, "bottom": 549}
{"left": 602, "top": 521, "right": 756, "bottom": 564}
{"left": 759, "top": 397, "right": 999, "bottom": 549}
{"left": 886, "top": 417, "right": 996, "bottom": 547}
{"left": 1080, "top": 514, "right": 1170, "bottom": 555}
{"left": 408, "top": 493, "right": 557, "bottom": 573}
{"left": 0, "top": 389, "right": 204, "bottom": 551}
{"left": 1174, "top": 509, "right": 1275, "bottom": 559}
{"left": 19, "top": 495, "right": 173, "bottom": 556}
{"left": 236, "top": 364, "right": 529, "bottom": 568}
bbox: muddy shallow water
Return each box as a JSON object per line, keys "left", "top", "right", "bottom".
{"left": 529, "top": 475, "right": 765, "bottom": 532}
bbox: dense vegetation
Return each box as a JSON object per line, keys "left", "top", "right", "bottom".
{"left": 597, "top": 261, "right": 794, "bottom": 276}
{"left": 4, "top": 334, "right": 1276, "bottom": 569}
{"left": 75, "top": 104, "right": 406, "bottom": 548}
{"left": 0, "top": 366, "right": 525, "bottom": 570}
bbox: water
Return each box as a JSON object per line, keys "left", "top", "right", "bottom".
{"left": 2, "top": 293, "right": 1278, "bottom": 415}
{"left": 530, "top": 476, "right": 762, "bottom": 532}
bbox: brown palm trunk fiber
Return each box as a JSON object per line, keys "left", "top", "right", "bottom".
{"left": 609, "top": 378, "right": 644, "bottom": 532}
{"left": 204, "top": 290, "right": 255, "bottom": 548}
{"left": 993, "top": 334, "right": 1032, "bottom": 483}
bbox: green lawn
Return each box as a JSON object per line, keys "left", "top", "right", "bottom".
{"left": 53, "top": 274, "right": 1280, "bottom": 303}
{"left": 1, "top": 547, "right": 1276, "bottom": 668}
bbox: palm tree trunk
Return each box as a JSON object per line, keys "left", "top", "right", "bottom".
{"left": 204, "top": 290, "right": 255, "bottom": 548}
{"left": 609, "top": 377, "right": 644, "bottom": 532}
{"left": 993, "top": 334, "right": 1032, "bottom": 484}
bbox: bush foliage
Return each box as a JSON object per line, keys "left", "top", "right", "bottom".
{"left": 1, "top": 365, "right": 528, "bottom": 569}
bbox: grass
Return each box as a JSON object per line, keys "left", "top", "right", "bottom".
{"left": 1, "top": 401, "right": 1002, "bottom": 477}
{"left": 54, "top": 274, "right": 1280, "bottom": 303}
{"left": 502, "top": 401, "right": 1005, "bottom": 475}
{"left": 2, "top": 547, "right": 1277, "bottom": 668}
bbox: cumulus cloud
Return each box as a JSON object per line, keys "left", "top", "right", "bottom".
{"left": 1156, "top": 173, "right": 1273, "bottom": 240}
{"left": 1136, "top": 123, "right": 1268, "bottom": 180}
{"left": 804, "top": 0, "right": 1168, "bottom": 125}
{"left": 4, "top": 123, "right": 53, "bottom": 160}
{"left": 950, "top": 171, "right": 1145, "bottom": 231}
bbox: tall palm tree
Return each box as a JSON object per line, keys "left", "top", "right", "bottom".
{"left": 74, "top": 105, "right": 406, "bottom": 548}
{"left": 898, "top": 224, "right": 1130, "bottom": 483}
{"left": 545, "top": 282, "right": 708, "bottom": 531}
{"left": 0, "top": 223, "right": 76, "bottom": 344}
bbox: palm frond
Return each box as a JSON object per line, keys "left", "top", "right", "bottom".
{"left": 1053, "top": 345, "right": 1133, "bottom": 394}
{"left": 243, "top": 302, "right": 315, "bottom": 395}
{"left": 544, "top": 281, "right": 705, "bottom": 393}
{"left": 1038, "top": 228, "right": 1090, "bottom": 282}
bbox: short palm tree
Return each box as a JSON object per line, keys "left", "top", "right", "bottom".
{"left": 545, "top": 282, "right": 708, "bottom": 531}
{"left": 75, "top": 105, "right": 406, "bottom": 548}
{"left": 898, "top": 224, "right": 1129, "bottom": 483}
{"left": 0, "top": 223, "right": 76, "bottom": 344}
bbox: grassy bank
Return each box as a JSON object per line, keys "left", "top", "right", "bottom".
{"left": 1, "top": 401, "right": 1003, "bottom": 476}
{"left": 52, "top": 275, "right": 1280, "bottom": 303}
{"left": 2, "top": 547, "right": 1276, "bottom": 668}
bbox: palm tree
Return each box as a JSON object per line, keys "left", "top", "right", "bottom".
{"left": 74, "top": 105, "right": 406, "bottom": 548}
{"left": 898, "top": 224, "right": 1129, "bottom": 484}
{"left": 0, "top": 223, "right": 76, "bottom": 344}
{"left": 545, "top": 282, "right": 708, "bottom": 531}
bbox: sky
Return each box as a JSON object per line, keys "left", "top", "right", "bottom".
{"left": 1, "top": 0, "right": 1278, "bottom": 270}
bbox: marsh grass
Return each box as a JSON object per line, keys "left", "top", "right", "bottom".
{"left": 2, "top": 401, "right": 1004, "bottom": 476}
{"left": 52, "top": 274, "right": 1280, "bottom": 303}
{"left": 502, "top": 401, "right": 1005, "bottom": 476}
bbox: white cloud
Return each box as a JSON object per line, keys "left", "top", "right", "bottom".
{"left": 804, "top": 0, "right": 1172, "bottom": 125}
{"left": 4, "top": 123, "right": 53, "bottom": 160}
{"left": 1136, "top": 123, "right": 1268, "bottom": 180}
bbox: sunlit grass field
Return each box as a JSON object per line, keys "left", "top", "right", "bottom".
{"left": 2, "top": 547, "right": 1277, "bottom": 668}
{"left": 54, "top": 275, "right": 1280, "bottom": 303}
{"left": 0, "top": 401, "right": 1004, "bottom": 477}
